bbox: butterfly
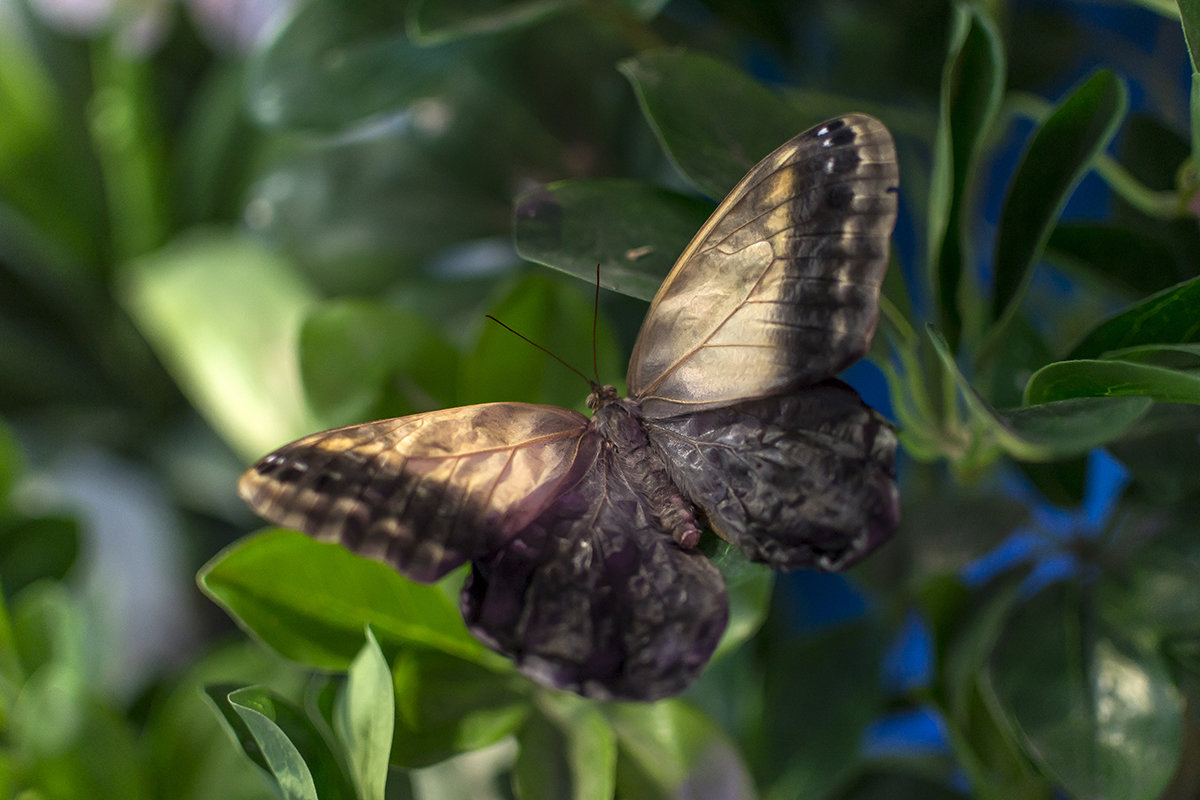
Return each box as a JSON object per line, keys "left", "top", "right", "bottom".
{"left": 239, "top": 114, "right": 901, "bottom": 701}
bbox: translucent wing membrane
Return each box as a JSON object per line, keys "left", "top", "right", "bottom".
{"left": 461, "top": 440, "right": 728, "bottom": 701}
{"left": 238, "top": 403, "right": 592, "bottom": 582}
{"left": 644, "top": 380, "right": 899, "bottom": 571}
{"left": 628, "top": 114, "right": 899, "bottom": 418}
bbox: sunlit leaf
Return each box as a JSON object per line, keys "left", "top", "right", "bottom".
{"left": 120, "top": 232, "right": 321, "bottom": 460}
{"left": 513, "top": 692, "right": 616, "bottom": 800}
{"left": 988, "top": 582, "right": 1183, "bottom": 800}
{"left": 198, "top": 529, "right": 490, "bottom": 670}
{"left": 1024, "top": 359, "right": 1200, "bottom": 405}
{"left": 390, "top": 648, "right": 530, "bottom": 768}
{"left": 335, "top": 629, "right": 393, "bottom": 800}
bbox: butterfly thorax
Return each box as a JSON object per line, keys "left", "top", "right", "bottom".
{"left": 592, "top": 397, "right": 703, "bottom": 551}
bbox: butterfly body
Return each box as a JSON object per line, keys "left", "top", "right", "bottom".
{"left": 240, "top": 114, "right": 901, "bottom": 700}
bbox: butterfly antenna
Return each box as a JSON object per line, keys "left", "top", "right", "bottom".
{"left": 592, "top": 263, "right": 601, "bottom": 384}
{"left": 484, "top": 315, "right": 596, "bottom": 390}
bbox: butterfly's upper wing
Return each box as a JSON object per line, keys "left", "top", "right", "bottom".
{"left": 627, "top": 114, "right": 898, "bottom": 419}
{"left": 238, "top": 403, "right": 595, "bottom": 583}
{"left": 460, "top": 435, "right": 728, "bottom": 701}
{"left": 644, "top": 380, "right": 899, "bottom": 571}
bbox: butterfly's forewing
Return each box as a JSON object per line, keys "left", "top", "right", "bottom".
{"left": 238, "top": 403, "right": 594, "bottom": 583}
{"left": 627, "top": 114, "right": 898, "bottom": 418}
{"left": 644, "top": 381, "right": 899, "bottom": 571}
{"left": 460, "top": 438, "right": 728, "bottom": 701}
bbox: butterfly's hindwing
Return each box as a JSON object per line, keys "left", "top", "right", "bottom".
{"left": 238, "top": 403, "right": 592, "bottom": 583}
{"left": 628, "top": 114, "right": 899, "bottom": 418}
{"left": 643, "top": 380, "right": 899, "bottom": 571}
{"left": 460, "top": 430, "right": 728, "bottom": 701}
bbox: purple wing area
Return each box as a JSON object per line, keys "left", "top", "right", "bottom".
{"left": 461, "top": 436, "right": 729, "bottom": 701}
{"left": 643, "top": 380, "right": 899, "bottom": 571}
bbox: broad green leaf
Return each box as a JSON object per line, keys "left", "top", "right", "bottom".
{"left": 512, "top": 692, "right": 617, "bottom": 800}
{"left": 198, "top": 529, "right": 489, "bottom": 670}
{"left": 336, "top": 629, "right": 394, "bottom": 800}
{"left": 704, "top": 541, "right": 773, "bottom": 659}
{"left": 1068, "top": 274, "right": 1200, "bottom": 359}
{"left": 928, "top": 2, "right": 1005, "bottom": 350}
{"left": 408, "top": 0, "right": 573, "bottom": 44}
{"left": 930, "top": 578, "right": 1054, "bottom": 798}
{"left": 988, "top": 582, "right": 1183, "bottom": 800}
{"left": 119, "top": 231, "right": 321, "bottom": 460}
{"left": 1102, "top": 507, "right": 1200, "bottom": 640}
{"left": 390, "top": 647, "right": 530, "bottom": 768}
{"left": 226, "top": 688, "right": 321, "bottom": 800}
{"left": 1024, "top": 359, "right": 1200, "bottom": 405}
{"left": 246, "top": 0, "right": 459, "bottom": 130}
{"left": 618, "top": 51, "right": 807, "bottom": 199}
{"left": 608, "top": 700, "right": 756, "bottom": 800}
{"left": 1100, "top": 343, "right": 1200, "bottom": 368}
{"left": 1046, "top": 222, "right": 1183, "bottom": 298}
{"left": 928, "top": 326, "right": 1151, "bottom": 460}
{"left": 513, "top": 179, "right": 712, "bottom": 301}
{"left": 757, "top": 620, "right": 886, "bottom": 799}
{"left": 0, "top": 515, "right": 80, "bottom": 596}
{"left": 990, "top": 70, "right": 1127, "bottom": 329}
{"left": 300, "top": 299, "right": 459, "bottom": 426}
{"left": 459, "top": 272, "right": 623, "bottom": 408}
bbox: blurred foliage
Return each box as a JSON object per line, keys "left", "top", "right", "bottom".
{"left": 2, "top": 0, "right": 1200, "bottom": 798}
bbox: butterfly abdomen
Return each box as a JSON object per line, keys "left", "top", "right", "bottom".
{"left": 592, "top": 399, "right": 703, "bottom": 550}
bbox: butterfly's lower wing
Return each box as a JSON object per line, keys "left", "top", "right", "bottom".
{"left": 628, "top": 114, "right": 898, "bottom": 418}
{"left": 238, "top": 403, "right": 594, "bottom": 583}
{"left": 460, "top": 440, "right": 728, "bottom": 701}
{"left": 644, "top": 381, "right": 899, "bottom": 571}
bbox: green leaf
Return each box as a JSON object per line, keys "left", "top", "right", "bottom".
{"left": 1100, "top": 343, "right": 1200, "bottom": 369}
{"left": 459, "top": 272, "right": 623, "bottom": 407}
{"left": 618, "top": 51, "right": 807, "bottom": 199}
{"left": 245, "top": 0, "right": 458, "bottom": 130}
{"left": 225, "top": 688, "right": 321, "bottom": 800}
{"left": 408, "top": 0, "right": 573, "bottom": 44}
{"left": 513, "top": 692, "right": 617, "bottom": 800}
{"left": 607, "top": 700, "right": 755, "bottom": 800}
{"left": 928, "top": 2, "right": 1005, "bottom": 350}
{"left": 198, "top": 529, "right": 489, "bottom": 670}
{"left": 390, "top": 647, "right": 531, "bottom": 768}
{"left": 988, "top": 582, "right": 1183, "bottom": 800}
{"left": 300, "top": 299, "right": 459, "bottom": 426}
{"left": 704, "top": 541, "right": 773, "bottom": 660}
{"left": 1024, "top": 359, "right": 1200, "bottom": 405}
{"left": 928, "top": 325, "right": 1151, "bottom": 460}
{"left": 1046, "top": 222, "right": 1184, "bottom": 298}
{"left": 336, "top": 629, "right": 394, "bottom": 800}
{"left": 119, "top": 231, "right": 321, "bottom": 460}
{"left": 1179, "top": 0, "right": 1200, "bottom": 73}
{"left": 0, "top": 515, "right": 80, "bottom": 597}
{"left": 0, "top": 419, "right": 21, "bottom": 503}
{"left": 990, "top": 70, "right": 1128, "bottom": 329}
{"left": 1068, "top": 275, "right": 1200, "bottom": 360}
{"left": 513, "top": 179, "right": 712, "bottom": 302}
{"left": 757, "top": 620, "right": 886, "bottom": 799}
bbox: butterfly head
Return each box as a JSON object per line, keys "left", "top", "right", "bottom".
{"left": 585, "top": 383, "right": 619, "bottom": 411}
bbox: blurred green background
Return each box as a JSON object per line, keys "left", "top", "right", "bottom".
{"left": 2, "top": 0, "right": 1200, "bottom": 798}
